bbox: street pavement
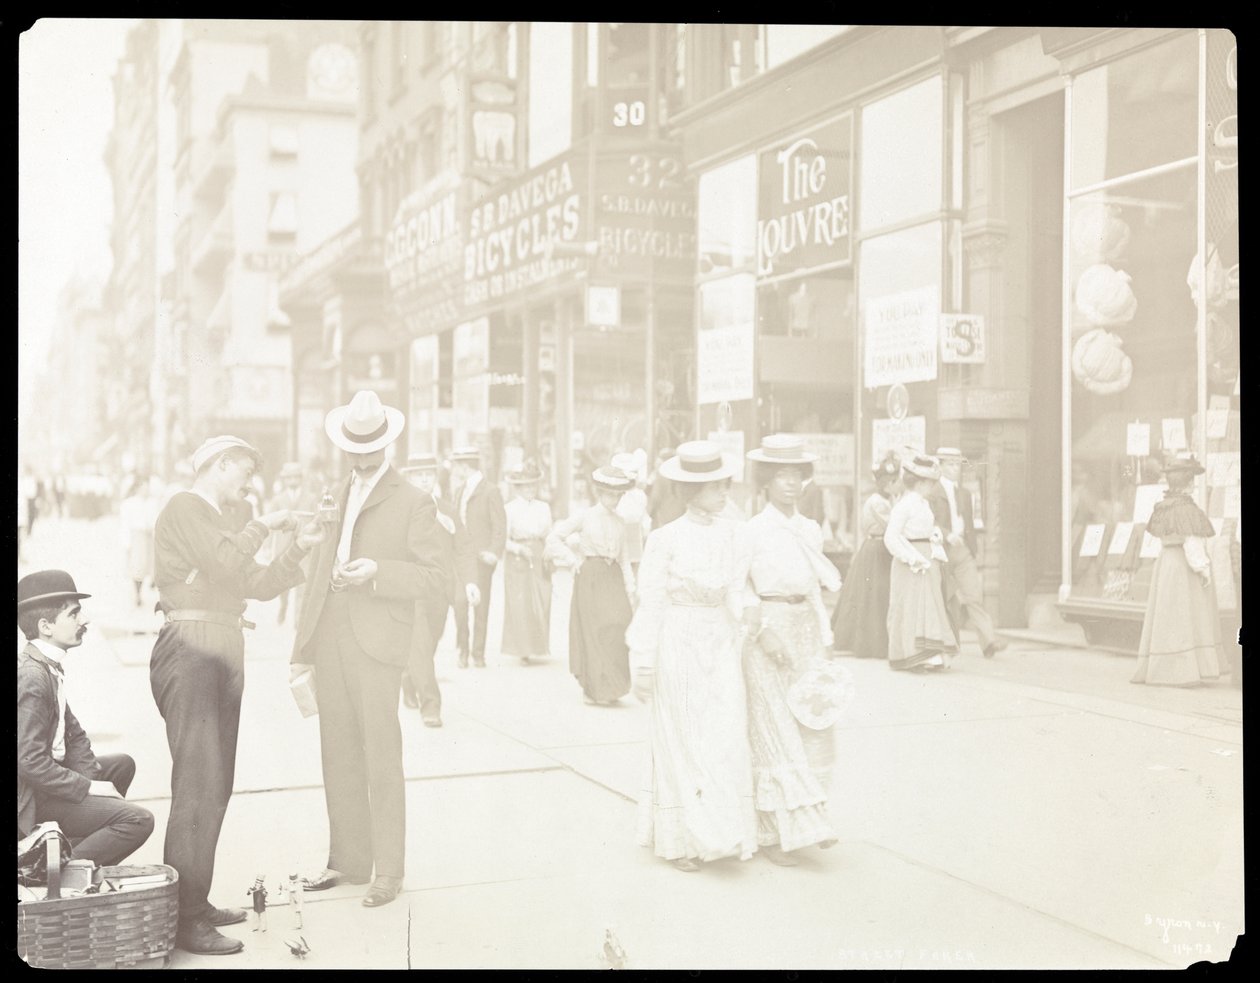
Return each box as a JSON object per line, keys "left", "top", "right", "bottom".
{"left": 17, "top": 514, "right": 1244, "bottom": 970}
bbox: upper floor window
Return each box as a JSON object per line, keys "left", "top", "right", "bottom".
{"left": 268, "top": 192, "right": 298, "bottom": 242}
{"left": 527, "top": 22, "right": 574, "bottom": 167}
{"left": 391, "top": 21, "right": 408, "bottom": 96}
{"left": 269, "top": 125, "right": 299, "bottom": 159}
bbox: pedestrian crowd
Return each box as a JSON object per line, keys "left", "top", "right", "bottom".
{"left": 17, "top": 388, "right": 1232, "bottom": 954}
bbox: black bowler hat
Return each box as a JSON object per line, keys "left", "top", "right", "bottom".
{"left": 17, "top": 570, "right": 91, "bottom": 611}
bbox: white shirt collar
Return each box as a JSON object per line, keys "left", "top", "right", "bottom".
{"left": 353, "top": 460, "right": 390, "bottom": 496}
{"left": 30, "top": 639, "right": 66, "bottom": 671}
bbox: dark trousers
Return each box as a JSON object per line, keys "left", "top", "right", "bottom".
{"left": 35, "top": 754, "right": 154, "bottom": 867}
{"left": 453, "top": 560, "right": 495, "bottom": 663}
{"left": 149, "top": 620, "right": 244, "bottom": 926}
{"left": 312, "top": 591, "right": 406, "bottom": 879}
{"left": 405, "top": 595, "right": 448, "bottom": 718}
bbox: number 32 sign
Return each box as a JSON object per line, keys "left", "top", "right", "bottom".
{"left": 940, "top": 314, "right": 986, "bottom": 365}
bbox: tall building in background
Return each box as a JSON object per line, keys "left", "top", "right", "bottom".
{"left": 167, "top": 19, "right": 359, "bottom": 479}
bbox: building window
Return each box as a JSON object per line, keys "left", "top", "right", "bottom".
{"left": 697, "top": 154, "right": 757, "bottom": 277}
{"left": 859, "top": 76, "right": 943, "bottom": 233}
{"left": 527, "top": 22, "right": 574, "bottom": 168}
{"left": 268, "top": 191, "right": 298, "bottom": 242}
{"left": 269, "top": 125, "right": 299, "bottom": 159}
{"left": 665, "top": 24, "right": 686, "bottom": 116}
{"left": 391, "top": 21, "right": 408, "bottom": 97}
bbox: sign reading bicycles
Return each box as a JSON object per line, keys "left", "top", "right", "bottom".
{"left": 756, "top": 114, "right": 853, "bottom": 278}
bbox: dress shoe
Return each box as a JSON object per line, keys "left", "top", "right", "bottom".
{"left": 206, "top": 905, "right": 248, "bottom": 927}
{"left": 362, "top": 876, "right": 403, "bottom": 908}
{"left": 301, "top": 868, "right": 370, "bottom": 892}
{"left": 763, "top": 845, "right": 800, "bottom": 866}
{"left": 422, "top": 716, "right": 443, "bottom": 728}
{"left": 176, "top": 921, "right": 244, "bottom": 955}
{"left": 671, "top": 857, "right": 701, "bottom": 873}
{"left": 983, "top": 639, "right": 1007, "bottom": 658}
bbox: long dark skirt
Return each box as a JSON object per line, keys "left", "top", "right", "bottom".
{"left": 569, "top": 557, "right": 632, "bottom": 702}
{"left": 502, "top": 543, "right": 551, "bottom": 658}
{"left": 831, "top": 536, "right": 892, "bottom": 659}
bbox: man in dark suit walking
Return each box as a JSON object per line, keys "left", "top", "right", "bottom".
{"left": 447, "top": 447, "right": 506, "bottom": 668}
{"left": 928, "top": 448, "right": 1006, "bottom": 659}
{"left": 292, "top": 391, "right": 448, "bottom": 909}
{"left": 17, "top": 571, "right": 154, "bottom": 866}
{"left": 398, "top": 453, "right": 473, "bottom": 727}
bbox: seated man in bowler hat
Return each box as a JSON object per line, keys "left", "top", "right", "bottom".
{"left": 18, "top": 570, "right": 155, "bottom": 867}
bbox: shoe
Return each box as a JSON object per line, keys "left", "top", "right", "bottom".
{"left": 763, "top": 845, "right": 800, "bottom": 867}
{"left": 301, "top": 868, "right": 370, "bottom": 892}
{"left": 473, "top": 658, "right": 486, "bottom": 668}
{"left": 422, "top": 716, "right": 443, "bottom": 728}
{"left": 983, "top": 640, "right": 1007, "bottom": 658}
{"left": 362, "top": 875, "right": 403, "bottom": 907}
{"left": 457, "top": 651, "right": 469, "bottom": 668}
{"left": 206, "top": 905, "right": 248, "bottom": 927}
{"left": 176, "top": 921, "right": 244, "bottom": 955}
{"left": 671, "top": 857, "right": 701, "bottom": 873}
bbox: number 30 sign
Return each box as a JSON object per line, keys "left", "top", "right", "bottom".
{"left": 939, "top": 314, "right": 986, "bottom": 365}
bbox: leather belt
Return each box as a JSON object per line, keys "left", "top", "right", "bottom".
{"left": 758, "top": 594, "right": 808, "bottom": 605}
{"left": 165, "top": 609, "right": 255, "bottom": 631}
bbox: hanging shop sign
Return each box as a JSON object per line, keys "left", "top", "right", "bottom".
{"left": 593, "top": 148, "right": 697, "bottom": 280}
{"left": 386, "top": 175, "right": 465, "bottom": 337}
{"left": 863, "top": 286, "right": 939, "bottom": 388}
{"left": 756, "top": 114, "right": 853, "bottom": 279}
{"left": 463, "top": 153, "right": 589, "bottom": 306}
{"left": 467, "top": 76, "right": 519, "bottom": 178}
{"left": 939, "top": 313, "right": 987, "bottom": 364}
{"left": 697, "top": 322, "right": 755, "bottom": 405}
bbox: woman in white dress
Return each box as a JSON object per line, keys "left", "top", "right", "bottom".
{"left": 628, "top": 441, "right": 758, "bottom": 872}
{"left": 883, "top": 455, "right": 959, "bottom": 671}
{"left": 741, "top": 435, "right": 843, "bottom": 865}
{"left": 501, "top": 464, "right": 553, "bottom": 664}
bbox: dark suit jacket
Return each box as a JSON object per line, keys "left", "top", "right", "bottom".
{"left": 293, "top": 466, "right": 449, "bottom": 668}
{"left": 17, "top": 644, "right": 102, "bottom": 836}
{"left": 928, "top": 479, "right": 979, "bottom": 556}
{"left": 436, "top": 495, "right": 477, "bottom": 600}
{"left": 459, "top": 473, "right": 506, "bottom": 560}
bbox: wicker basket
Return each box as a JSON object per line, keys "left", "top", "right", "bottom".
{"left": 17, "top": 864, "right": 179, "bottom": 969}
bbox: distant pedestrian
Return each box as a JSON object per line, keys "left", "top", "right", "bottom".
{"left": 22, "top": 469, "right": 42, "bottom": 537}
{"left": 501, "top": 462, "right": 553, "bottom": 665}
{"left": 119, "top": 475, "right": 158, "bottom": 607}
{"left": 150, "top": 435, "right": 324, "bottom": 955}
{"left": 628, "top": 441, "right": 757, "bottom": 871}
{"left": 929, "top": 449, "right": 1006, "bottom": 658}
{"left": 548, "top": 466, "right": 636, "bottom": 703}
{"left": 398, "top": 452, "right": 467, "bottom": 728}
{"left": 831, "top": 454, "right": 901, "bottom": 659}
{"left": 883, "top": 455, "right": 958, "bottom": 672}
{"left": 612, "top": 451, "right": 649, "bottom": 574}
{"left": 741, "top": 435, "right": 843, "bottom": 866}
{"left": 53, "top": 475, "right": 67, "bottom": 518}
{"left": 448, "top": 447, "right": 506, "bottom": 668}
{"left": 1131, "top": 454, "right": 1224, "bottom": 686}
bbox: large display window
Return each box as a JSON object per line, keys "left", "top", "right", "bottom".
{"left": 1062, "top": 30, "right": 1239, "bottom": 632}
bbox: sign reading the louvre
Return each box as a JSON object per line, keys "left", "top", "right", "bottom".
{"left": 757, "top": 114, "right": 853, "bottom": 278}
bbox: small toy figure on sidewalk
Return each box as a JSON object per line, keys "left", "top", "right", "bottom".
{"left": 248, "top": 875, "right": 269, "bottom": 932}
{"left": 285, "top": 936, "right": 311, "bottom": 959}
{"left": 287, "top": 872, "right": 304, "bottom": 929}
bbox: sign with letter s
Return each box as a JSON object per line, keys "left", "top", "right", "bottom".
{"left": 940, "top": 314, "right": 986, "bottom": 364}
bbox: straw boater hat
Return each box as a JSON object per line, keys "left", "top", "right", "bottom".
{"left": 399, "top": 453, "right": 439, "bottom": 474}
{"left": 449, "top": 446, "right": 481, "bottom": 464}
{"left": 902, "top": 454, "right": 941, "bottom": 481}
{"left": 591, "top": 465, "right": 634, "bottom": 491}
{"left": 934, "top": 446, "right": 966, "bottom": 463}
{"left": 1163, "top": 453, "right": 1206, "bottom": 476}
{"left": 324, "top": 390, "right": 405, "bottom": 454}
{"left": 658, "top": 440, "right": 736, "bottom": 483}
{"left": 507, "top": 462, "right": 544, "bottom": 484}
{"left": 18, "top": 570, "right": 91, "bottom": 611}
{"left": 191, "top": 435, "right": 261, "bottom": 473}
{"left": 746, "top": 433, "right": 818, "bottom": 466}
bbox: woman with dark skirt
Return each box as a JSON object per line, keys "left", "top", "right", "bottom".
{"left": 501, "top": 463, "right": 554, "bottom": 665}
{"left": 547, "top": 465, "right": 636, "bottom": 704}
{"left": 883, "top": 455, "right": 958, "bottom": 672}
{"left": 831, "top": 454, "right": 901, "bottom": 659}
{"left": 1131, "top": 454, "right": 1224, "bottom": 687}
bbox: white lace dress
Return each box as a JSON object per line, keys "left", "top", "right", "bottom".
{"left": 627, "top": 513, "right": 758, "bottom": 862}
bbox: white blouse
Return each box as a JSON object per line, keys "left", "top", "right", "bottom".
{"left": 506, "top": 497, "right": 552, "bottom": 543}
{"left": 883, "top": 490, "right": 942, "bottom": 568}
{"left": 743, "top": 504, "right": 840, "bottom": 647}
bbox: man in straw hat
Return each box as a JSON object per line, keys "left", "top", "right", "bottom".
{"left": 292, "top": 390, "right": 449, "bottom": 909}
{"left": 397, "top": 452, "right": 469, "bottom": 726}
{"left": 150, "top": 435, "right": 327, "bottom": 954}
{"left": 18, "top": 571, "right": 155, "bottom": 869}
{"left": 928, "top": 448, "right": 1005, "bottom": 659}
{"left": 446, "top": 446, "right": 506, "bottom": 668}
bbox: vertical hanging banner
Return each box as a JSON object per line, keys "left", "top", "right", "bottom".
{"left": 863, "top": 286, "right": 940, "bottom": 388}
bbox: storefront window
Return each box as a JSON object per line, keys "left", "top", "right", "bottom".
{"left": 697, "top": 154, "right": 757, "bottom": 276}
{"left": 858, "top": 76, "right": 942, "bottom": 233}
{"left": 757, "top": 272, "right": 853, "bottom": 339}
{"left": 1070, "top": 33, "right": 1198, "bottom": 189}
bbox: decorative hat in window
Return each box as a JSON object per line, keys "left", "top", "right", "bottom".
{"left": 1074, "top": 263, "right": 1138, "bottom": 326}
{"left": 1071, "top": 328, "right": 1133, "bottom": 395}
{"left": 1186, "top": 243, "right": 1238, "bottom": 311}
{"left": 1070, "top": 203, "right": 1131, "bottom": 264}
